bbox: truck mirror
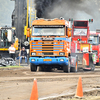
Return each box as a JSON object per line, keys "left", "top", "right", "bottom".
{"left": 67, "top": 28, "right": 71, "bottom": 37}
{"left": 27, "top": 28, "right": 30, "bottom": 37}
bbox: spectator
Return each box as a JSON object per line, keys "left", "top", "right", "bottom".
{"left": 8, "top": 43, "right": 16, "bottom": 60}
{"left": 20, "top": 47, "right": 27, "bottom": 63}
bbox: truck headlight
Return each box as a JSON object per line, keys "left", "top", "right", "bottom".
{"left": 31, "top": 59, "right": 35, "bottom": 61}
{"left": 59, "top": 52, "right": 65, "bottom": 56}
{"left": 60, "top": 59, "right": 64, "bottom": 61}
{"left": 31, "top": 52, "right": 36, "bottom": 56}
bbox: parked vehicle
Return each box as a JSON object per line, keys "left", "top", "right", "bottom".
{"left": 71, "top": 19, "right": 95, "bottom": 71}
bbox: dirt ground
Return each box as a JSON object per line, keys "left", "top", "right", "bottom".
{"left": 0, "top": 66, "right": 100, "bottom": 100}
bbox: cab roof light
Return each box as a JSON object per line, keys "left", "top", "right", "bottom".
{"left": 78, "top": 39, "right": 80, "bottom": 41}
{"left": 77, "top": 39, "right": 82, "bottom": 41}
{"left": 60, "top": 17, "right": 64, "bottom": 20}
{"left": 69, "top": 18, "right": 73, "bottom": 21}
{"left": 89, "top": 19, "right": 93, "bottom": 22}
{"left": 36, "top": 17, "right": 38, "bottom": 20}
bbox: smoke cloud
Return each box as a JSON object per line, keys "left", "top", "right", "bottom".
{"left": 35, "top": 0, "right": 100, "bottom": 31}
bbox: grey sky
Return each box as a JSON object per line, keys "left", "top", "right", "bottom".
{"left": 0, "top": 0, "right": 100, "bottom": 31}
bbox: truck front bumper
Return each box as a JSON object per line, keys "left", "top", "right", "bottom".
{"left": 29, "top": 57, "right": 69, "bottom": 66}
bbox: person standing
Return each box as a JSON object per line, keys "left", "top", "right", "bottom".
{"left": 8, "top": 43, "right": 16, "bottom": 60}
{"left": 20, "top": 47, "right": 27, "bottom": 63}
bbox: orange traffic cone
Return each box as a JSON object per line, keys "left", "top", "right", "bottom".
{"left": 75, "top": 77, "right": 83, "bottom": 98}
{"left": 30, "top": 78, "right": 38, "bottom": 100}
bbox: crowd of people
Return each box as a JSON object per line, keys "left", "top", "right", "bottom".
{"left": 8, "top": 43, "right": 28, "bottom": 64}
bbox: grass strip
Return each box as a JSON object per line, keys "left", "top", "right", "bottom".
{"left": 0, "top": 65, "right": 23, "bottom": 68}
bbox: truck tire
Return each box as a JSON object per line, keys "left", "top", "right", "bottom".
{"left": 83, "top": 54, "right": 95, "bottom": 71}
{"left": 37, "top": 66, "right": 44, "bottom": 72}
{"left": 91, "top": 64, "right": 95, "bottom": 71}
{"left": 71, "top": 56, "right": 78, "bottom": 72}
{"left": 30, "top": 63, "right": 37, "bottom": 72}
{"left": 90, "top": 63, "right": 95, "bottom": 71}
{"left": 90, "top": 54, "right": 95, "bottom": 71}
{"left": 63, "top": 59, "right": 70, "bottom": 73}
{"left": 99, "top": 58, "right": 100, "bottom": 65}
{"left": 71, "top": 61, "right": 78, "bottom": 72}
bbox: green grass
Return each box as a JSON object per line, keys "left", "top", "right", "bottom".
{"left": 0, "top": 65, "right": 23, "bottom": 68}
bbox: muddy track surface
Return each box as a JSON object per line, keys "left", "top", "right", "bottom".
{"left": 0, "top": 67, "right": 100, "bottom": 100}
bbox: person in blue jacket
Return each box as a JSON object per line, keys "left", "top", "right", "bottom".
{"left": 20, "top": 47, "right": 27, "bottom": 63}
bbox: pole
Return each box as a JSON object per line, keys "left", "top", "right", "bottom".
{"left": 26, "top": 0, "right": 29, "bottom": 28}
{"left": 19, "top": 39, "right": 21, "bottom": 66}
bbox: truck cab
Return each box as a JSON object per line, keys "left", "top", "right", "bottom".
{"left": 0, "top": 26, "right": 18, "bottom": 57}
{"left": 28, "top": 18, "right": 77, "bottom": 72}
{"left": 71, "top": 20, "right": 95, "bottom": 71}
{"left": 88, "top": 32, "right": 100, "bottom": 64}
{"left": 71, "top": 20, "right": 90, "bottom": 53}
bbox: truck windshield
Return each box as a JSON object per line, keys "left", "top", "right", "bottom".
{"left": 88, "top": 35, "right": 99, "bottom": 45}
{"left": 32, "top": 26, "right": 65, "bottom": 36}
{"left": 74, "top": 28, "right": 87, "bottom": 36}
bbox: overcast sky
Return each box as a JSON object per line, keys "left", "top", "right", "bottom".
{"left": 0, "top": 0, "right": 100, "bottom": 31}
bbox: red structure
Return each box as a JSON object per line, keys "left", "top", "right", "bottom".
{"left": 71, "top": 20, "right": 90, "bottom": 53}
{"left": 71, "top": 20, "right": 95, "bottom": 71}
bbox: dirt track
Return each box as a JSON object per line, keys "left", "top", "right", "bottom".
{"left": 0, "top": 67, "right": 100, "bottom": 100}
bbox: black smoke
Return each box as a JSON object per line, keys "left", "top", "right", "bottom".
{"left": 35, "top": 0, "right": 54, "bottom": 18}
{"left": 35, "top": 0, "right": 100, "bottom": 30}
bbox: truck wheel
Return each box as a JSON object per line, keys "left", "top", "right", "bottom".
{"left": 91, "top": 64, "right": 95, "bottom": 71}
{"left": 71, "top": 61, "right": 78, "bottom": 72}
{"left": 37, "top": 66, "right": 44, "bottom": 72}
{"left": 84, "top": 62, "right": 95, "bottom": 71}
{"left": 30, "top": 63, "right": 37, "bottom": 72}
{"left": 63, "top": 60, "right": 70, "bottom": 73}
{"left": 99, "top": 58, "right": 100, "bottom": 65}
{"left": 89, "top": 55, "right": 95, "bottom": 71}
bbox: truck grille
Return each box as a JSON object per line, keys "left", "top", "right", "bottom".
{"left": 43, "top": 52, "right": 53, "bottom": 55}
{"left": 30, "top": 40, "right": 67, "bottom": 56}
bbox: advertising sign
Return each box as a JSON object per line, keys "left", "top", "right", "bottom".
{"left": 74, "top": 28, "right": 87, "bottom": 36}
